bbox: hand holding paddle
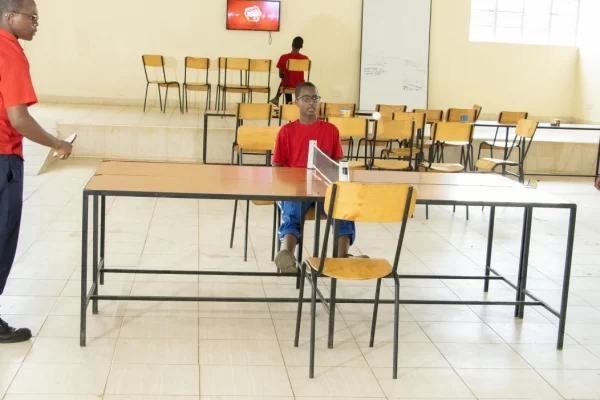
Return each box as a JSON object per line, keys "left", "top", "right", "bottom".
{"left": 53, "top": 133, "right": 76, "bottom": 160}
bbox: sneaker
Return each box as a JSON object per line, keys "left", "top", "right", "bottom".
{"left": 275, "top": 249, "right": 298, "bottom": 273}
{"left": 0, "top": 316, "right": 32, "bottom": 344}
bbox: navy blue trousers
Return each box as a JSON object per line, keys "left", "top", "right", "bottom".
{"left": 0, "top": 155, "right": 23, "bottom": 295}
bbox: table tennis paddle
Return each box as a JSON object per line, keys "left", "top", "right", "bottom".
{"left": 54, "top": 133, "right": 77, "bottom": 158}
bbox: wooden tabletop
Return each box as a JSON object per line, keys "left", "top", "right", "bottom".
{"left": 85, "top": 161, "right": 574, "bottom": 208}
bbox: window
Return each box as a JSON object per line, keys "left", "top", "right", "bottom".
{"left": 470, "top": 0, "right": 580, "bottom": 45}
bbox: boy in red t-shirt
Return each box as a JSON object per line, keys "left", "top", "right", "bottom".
{"left": 272, "top": 82, "right": 359, "bottom": 273}
{"left": 270, "top": 36, "right": 309, "bottom": 106}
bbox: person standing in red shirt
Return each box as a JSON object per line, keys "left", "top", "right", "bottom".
{"left": 270, "top": 36, "right": 309, "bottom": 106}
{"left": 0, "top": 0, "right": 72, "bottom": 344}
{"left": 272, "top": 82, "right": 361, "bottom": 273}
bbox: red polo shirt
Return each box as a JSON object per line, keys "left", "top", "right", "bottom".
{"left": 273, "top": 120, "right": 344, "bottom": 168}
{"left": 0, "top": 29, "right": 38, "bottom": 159}
{"left": 276, "top": 53, "right": 309, "bottom": 88}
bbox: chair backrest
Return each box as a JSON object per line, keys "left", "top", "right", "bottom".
{"left": 184, "top": 57, "right": 209, "bottom": 84}
{"left": 431, "top": 122, "right": 474, "bottom": 143}
{"left": 473, "top": 104, "right": 483, "bottom": 120}
{"left": 250, "top": 59, "right": 271, "bottom": 72}
{"left": 446, "top": 108, "right": 477, "bottom": 123}
{"left": 515, "top": 119, "right": 538, "bottom": 139}
{"left": 279, "top": 104, "right": 300, "bottom": 125}
{"left": 236, "top": 103, "right": 272, "bottom": 121}
{"left": 236, "top": 126, "right": 280, "bottom": 152}
{"left": 322, "top": 103, "right": 357, "bottom": 118}
{"left": 414, "top": 109, "right": 444, "bottom": 123}
{"left": 498, "top": 111, "right": 528, "bottom": 124}
{"left": 219, "top": 57, "right": 251, "bottom": 71}
{"left": 376, "top": 104, "right": 407, "bottom": 119}
{"left": 287, "top": 59, "right": 311, "bottom": 72}
{"left": 374, "top": 119, "right": 414, "bottom": 141}
{"left": 142, "top": 55, "right": 167, "bottom": 83}
{"left": 327, "top": 117, "right": 368, "bottom": 138}
{"left": 393, "top": 112, "right": 426, "bottom": 131}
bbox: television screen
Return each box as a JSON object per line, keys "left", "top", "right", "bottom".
{"left": 226, "top": 0, "right": 281, "bottom": 32}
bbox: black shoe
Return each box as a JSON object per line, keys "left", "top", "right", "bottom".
{"left": 0, "top": 316, "right": 32, "bottom": 344}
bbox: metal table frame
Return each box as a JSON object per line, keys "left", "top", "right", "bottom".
{"left": 80, "top": 170, "right": 577, "bottom": 351}
{"left": 474, "top": 121, "right": 600, "bottom": 180}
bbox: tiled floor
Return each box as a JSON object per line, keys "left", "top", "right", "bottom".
{"left": 1, "top": 158, "right": 600, "bottom": 399}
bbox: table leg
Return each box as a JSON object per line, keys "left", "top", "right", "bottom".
{"left": 80, "top": 194, "right": 89, "bottom": 347}
{"left": 502, "top": 126, "right": 509, "bottom": 176}
{"left": 515, "top": 207, "right": 533, "bottom": 318}
{"left": 99, "top": 195, "right": 106, "bottom": 285}
{"left": 484, "top": 206, "right": 496, "bottom": 293}
{"left": 557, "top": 206, "right": 577, "bottom": 349}
{"left": 202, "top": 113, "right": 208, "bottom": 164}
{"left": 92, "top": 195, "right": 99, "bottom": 315}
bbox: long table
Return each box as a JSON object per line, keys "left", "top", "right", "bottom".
{"left": 474, "top": 121, "right": 600, "bottom": 179}
{"left": 80, "top": 161, "right": 577, "bottom": 351}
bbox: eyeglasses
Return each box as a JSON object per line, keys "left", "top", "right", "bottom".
{"left": 297, "top": 95, "right": 321, "bottom": 104}
{"left": 10, "top": 11, "right": 39, "bottom": 23}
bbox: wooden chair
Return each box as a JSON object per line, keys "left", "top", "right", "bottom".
{"left": 229, "top": 125, "right": 281, "bottom": 261}
{"left": 376, "top": 104, "right": 407, "bottom": 119}
{"left": 216, "top": 57, "right": 251, "bottom": 111}
{"left": 381, "top": 112, "right": 427, "bottom": 165}
{"left": 446, "top": 108, "right": 478, "bottom": 123}
{"left": 476, "top": 119, "right": 538, "bottom": 183}
{"left": 327, "top": 116, "right": 366, "bottom": 163}
{"left": 370, "top": 119, "right": 416, "bottom": 171}
{"left": 421, "top": 122, "right": 475, "bottom": 220}
{"left": 413, "top": 109, "right": 444, "bottom": 124}
{"left": 278, "top": 59, "right": 311, "bottom": 100}
{"left": 478, "top": 111, "right": 529, "bottom": 160}
{"left": 248, "top": 59, "right": 272, "bottom": 104}
{"left": 322, "top": 104, "right": 357, "bottom": 157}
{"left": 232, "top": 103, "right": 272, "bottom": 164}
{"left": 279, "top": 104, "right": 300, "bottom": 126}
{"left": 473, "top": 104, "right": 483, "bottom": 120}
{"left": 294, "top": 181, "right": 417, "bottom": 379}
{"left": 183, "top": 57, "right": 211, "bottom": 112}
{"left": 142, "top": 55, "right": 182, "bottom": 113}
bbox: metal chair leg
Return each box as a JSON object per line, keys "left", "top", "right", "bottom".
{"left": 164, "top": 86, "right": 170, "bottom": 114}
{"left": 294, "top": 263, "right": 306, "bottom": 347}
{"left": 271, "top": 203, "right": 277, "bottom": 261}
{"left": 244, "top": 200, "right": 250, "bottom": 262}
{"left": 157, "top": 85, "right": 163, "bottom": 112}
{"left": 143, "top": 83, "right": 150, "bottom": 112}
{"left": 328, "top": 278, "right": 337, "bottom": 349}
{"left": 370, "top": 278, "right": 382, "bottom": 347}
{"left": 393, "top": 273, "right": 400, "bottom": 379}
{"left": 229, "top": 200, "right": 238, "bottom": 248}
{"left": 309, "top": 272, "right": 318, "bottom": 379}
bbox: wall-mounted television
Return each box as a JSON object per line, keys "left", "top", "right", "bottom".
{"left": 226, "top": 0, "right": 281, "bottom": 32}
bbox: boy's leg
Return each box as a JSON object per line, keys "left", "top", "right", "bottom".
{"left": 275, "top": 201, "right": 303, "bottom": 273}
{"left": 336, "top": 221, "right": 357, "bottom": 258}
{"left": 284, "top": 93, "right": 293, "bottom": 104}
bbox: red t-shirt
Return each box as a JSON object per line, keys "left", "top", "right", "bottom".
{"left": 273, "top": 120, "right": 344, "bottom": 168}
{"left": 0, "top": 29, "right": 38, "bottom": 159}
{"left": 276, "top": 52, "right": 309, "bottom": 88}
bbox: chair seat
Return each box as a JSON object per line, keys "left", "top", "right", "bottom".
{"left": 340, "top": 136, "right": 353, "bottom": 142}
{"left": 280, "top": 87, "right": 296, "bottom": 94}
{"left": 150, "top": 81, "right": 180, "bottom": 87}
{"left": 249, "top": 85, "right": 270, "bottom": 93}
{"left": 389, "top": 147, "right": 420, "bottom": 157}
{"left": 425, "top": 163, "right": 465, "bottom": 173}
{"left": 306, "top": 257, "right": 392, "bottom": 280}
{"left": 475, "top": 158, "right": 519, "bottom": 171}
{"left": 348, "top": 160, "right": 367, "bottom": 170}
{"left": 251, "top": 200, "right": 274, "bottom": 206}
{"left": 481, "top": 141, "right": 518, "bottom": 149}
{"left": 372, "top": 159, "right": 411, "bottom": 170}
{"left": 219, "top": 84, "right": 251, "bottom": 94}
{"left": 441, "top": 141, "right": 470, "bottom": 147}
{"left": 185, "top": 83, "right": 210, "bottom": 91}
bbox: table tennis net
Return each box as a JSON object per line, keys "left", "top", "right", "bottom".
{"left": 311, "top": 142, "right": 349, "bottom": 184}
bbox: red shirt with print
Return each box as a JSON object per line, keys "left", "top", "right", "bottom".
{"left": 276, "top": 53, "right": 309, "bottom": 88}
{"left": 273, "top": 120, "right": 344, "bottom": 168}
{"left": 0, "top": 29, "right": 38, "bottom": 158}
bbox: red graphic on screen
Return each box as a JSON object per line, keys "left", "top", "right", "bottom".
{"left": 227, "top": 0, "right": 280, "bottom": 31}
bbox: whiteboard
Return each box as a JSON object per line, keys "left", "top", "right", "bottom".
{"left": 359, "top": 0, "right": 431, "bottom": 111}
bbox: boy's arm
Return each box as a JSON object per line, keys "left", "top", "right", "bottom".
{"left": 272, "top": 127, "right": 288, "bottom": 167}
{"left": 276, "top": 55, "right": 286, "bottom": 79}
{"left": 331, "top": 126, "right": 345, "bottom": 162}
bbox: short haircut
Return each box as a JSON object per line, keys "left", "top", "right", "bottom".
{"left": 295, "top": 81, "right": 317, "bottom": 99}
{"left": 292, "top": 36, "right": 304, "bottom": 49}
{"left": 0, "top": 0, "right": 23, "bottom": 12}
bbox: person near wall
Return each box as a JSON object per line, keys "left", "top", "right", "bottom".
{"left": 596, "top": 176, "right": 600, "bottom": 191}
{"left": 270, "top": 36, "right": 309, "bottom": 107}
{"left": 0, "top": 0, "right": 72, "bottom": 343}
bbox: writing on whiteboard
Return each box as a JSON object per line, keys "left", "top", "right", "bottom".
{"left": 364, "top": 66, "right": 385, "bottom": 76}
